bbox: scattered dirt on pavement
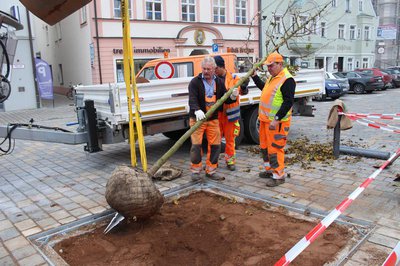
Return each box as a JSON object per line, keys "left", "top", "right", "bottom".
{"left": 55, "top": 192, "right": 352, "bottom": 266}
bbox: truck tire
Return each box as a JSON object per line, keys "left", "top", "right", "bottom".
{"left": 162, "top": 128, "right": 188, "bottom": 140}
{"left": 243, "top": 106, "right": 260, "bottom": 144}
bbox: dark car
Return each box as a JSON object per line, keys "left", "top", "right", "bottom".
{"left": 355, "top": 68, "right": 391, "bottom": 90}
{"left": 383, "top": 68, "right": 400, "bottom": 87}
{"left": 334, "top": 71, "right": 384, "bottom": 94}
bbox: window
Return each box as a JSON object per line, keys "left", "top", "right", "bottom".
{"left": 139, "top": 62, "right": 194, "bottom": 80}
{"left": 114, "top": 0, "right": 132, "bottom": 18}
{"left": 356, "top": 60, "right": 360, "bottom": 68}
{"left": 213, "top": 0, "right": 225, "bottom": 23}
{"left": 358, "top": 0, "right": 363, "bottom": 12}
{"left": 310, "top": 18, "right": 317, "bottom": 34}
{"left": 273, "top": 16, "right": 282, "bottom": 34}
{"left": 182, "top": 0, "right": 195, "bottom": 22}
{"left": 345, "top": 0, "right": 351, "bottom": 12}
{"left": 80, "top": 6, "right": 87, "bottom": 24}
{"left": 332, "top": 0, "right": 337, "bottom": 7}
{"left": 338, "top": 24, "right": 345, "bottom": 39}
{"left": 291, "top": 15, "right": 297, "bottom": 32}
{"left": 347, "top": 58, "right": 353, "bottom": 70}
{"left": 235, "top": 0, "right": 247, "bottom": 24}
{"left": 55, "top": 23, "right": 62, "bottom": 42}
{"left": 357, "top": 28, "right": 361, "bottom": 39}
{"left": 320, "top": 21, "right": 326, "bottom": 37}
{"left": 45, "top": 25, "right": 49, "bottom": 46}
{"left": 299, "top": 16, "right": 307, "bottom": 33}
{"left": 364, "top": 26, "right": 370, "bottom": 40}
{"left": 349, "top": 25, "right": 356, "bottom": 39}
{"left": 146, "top": 0, "right": 162, "bottom": 20}
{"left": 362, "top": 57, "right": 368, "bottom": 68}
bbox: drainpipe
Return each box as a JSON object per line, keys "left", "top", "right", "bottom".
{"left": 93, "top": 0, "right": 103, "bottom": 84}
{"left": 26, "top": 8, "right": 41, "bottom": 108}
{"left": 258, "top": 0, "right": 262, "bottom": 59}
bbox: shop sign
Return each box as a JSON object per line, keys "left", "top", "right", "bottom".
{"left": 113, "top": 47, "right": 171, "bottom": 54}
{"left": 227, "top": 47, "right": 255, "bottom": 53}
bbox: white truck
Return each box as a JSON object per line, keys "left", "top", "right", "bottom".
{"left": 72, "top": 69, "right": 324, "bottom": 150}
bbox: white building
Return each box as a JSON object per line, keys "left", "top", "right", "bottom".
{"left": 260, "top": 0, "right": 379, "bottom": 72}
{"left": 0, "top": 0, "right": 38, "bottom": 111}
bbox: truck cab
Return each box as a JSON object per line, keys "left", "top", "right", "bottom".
{"left": 136, "top": 53, "right": 239, "bottom": 80}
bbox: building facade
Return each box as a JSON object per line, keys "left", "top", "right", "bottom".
{"left": 260, "top": 0, "right": 379, "bottom": 72}
{"left": 33, "top": 0, "right": 260, "bottom": 89}
{"left": 372, "top": 0, "right": 400, "bottom": 68}
{"left": 0, "top": 0, "right": 38, "bottom": 111}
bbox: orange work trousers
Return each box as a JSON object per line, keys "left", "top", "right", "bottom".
{"left": 259, "top": 119, "right": 291, "bottom": 177}
{"left": 190, "top": 118, "right": 221, "bottom": 175}
{"left": 218, "top": 112, "right": 240, "bottom": 165}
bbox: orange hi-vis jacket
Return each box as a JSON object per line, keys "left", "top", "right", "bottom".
{"left": 223, "top": 71, "right": 241, "bottom": 122}
{"left": 259, "top": 68, "right": 293, "bottom": 122}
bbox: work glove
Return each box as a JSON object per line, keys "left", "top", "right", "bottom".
{"left": 240, "top": 78, "right": 249, "bottom": 96}
{"left": 195, "top": 110, "right": 206, "bottom": 121}
{"left": 230, "top": 87, "right": 239, "bottom": 100}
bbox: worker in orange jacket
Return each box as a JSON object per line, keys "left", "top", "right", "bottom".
{"left": 251, "top": 52, "right": 295, "bottom": 187}
{"left": 214, "top": 56, "right": 248, "bottom": 171}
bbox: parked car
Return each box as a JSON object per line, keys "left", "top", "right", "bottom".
{"left": 355, "top": 68, "right": 391, "bottom": 89}
{"left": 334, "top": 71, "right": 384, "bottom": 94}
{"left": 383, "top": 68, "right": 400, "bottom": 87}
{"left": 316, "top": 72, "right": 348, "bottom": 100}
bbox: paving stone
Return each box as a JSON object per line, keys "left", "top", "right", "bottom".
{"left": 0, "top": 256, "right": 15, "bottom": 266}
{"left": 4, "top": 236, "right": 30, "bottom": 251}
{"left": 0, "top": 246, "right": 9, "bottom": 259}
{"left": 22, "top": 227, "right": 42, "bottom": 237}
{"left": 368, "top": 233, "right": 398, "bottom": 249}
{"left": 375, "top": 226, "right": 400, "bottom": 240}
{"left": 49, "top": 210, "right": 70, "bottom": 220}
{"left": 0, "top": 227, "right": 20, "bottom": 241}
{"left": 14, "top": 219, "right": 37, "bottom": 231}
{"left": 0, "top": 220, "right": 13, "bottom": 231}
{"left": 11, "top": 245, "right": 37, "bottom": 260}
{"left": 59, "top": 216, "right": 76, "bottom": 225}
{"left": 18, "top": 253, "right": 46, "bottom": 266}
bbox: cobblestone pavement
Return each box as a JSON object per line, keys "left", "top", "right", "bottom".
{"left": 0, "top": 90, "right": 399, "bottom": 265}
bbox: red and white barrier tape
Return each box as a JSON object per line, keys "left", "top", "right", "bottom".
{"left": 338, "top": 112, "right": 400, "bottom": 134}
{"left": 346, "top": 113, "right": 400, "bottom": 120}
{"left": 382, "top": 241, "right": 400, "bottom": 266}
{"left": 350, "top": 117, "right": 400, "bottom": 134}
{"left": 275, "top": 148, "right": 400, "bottom": 266}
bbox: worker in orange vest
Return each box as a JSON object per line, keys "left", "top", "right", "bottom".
{"left": 214, "top": 55, "right": 248, "bottom": 171}
{"left": 188, "top": 56, "right": 237, "bottom": 181}
{"left": 251, "top": 52, "right": 296, "bottom": 187}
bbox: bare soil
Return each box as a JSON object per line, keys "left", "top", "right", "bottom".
{"left": 55, "top": 192, "right": 353, "bottom": 266}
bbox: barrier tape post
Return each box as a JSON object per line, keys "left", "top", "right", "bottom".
{"left": 333, "top": 106, "right": 342, "bottom": 159}
{"left": 382, "top": 241, "right": 400, "bottom": 266}
{"left": 275, "top": 148, "right": 400, "bottom": 266}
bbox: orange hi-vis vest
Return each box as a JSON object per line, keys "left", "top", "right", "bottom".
{"left": 259, "top": 67, "right": 293, "bottom": 122}
{"left": 223, "top": 71, "right": 241, "bottom": 122}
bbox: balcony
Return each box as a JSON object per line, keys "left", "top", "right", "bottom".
{"left": 287, "top": 36, "right": 324, "bottom": 54}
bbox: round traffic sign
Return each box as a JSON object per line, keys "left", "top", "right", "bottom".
{"left": 154, "top": 61, "right": 175, "bottom": 79}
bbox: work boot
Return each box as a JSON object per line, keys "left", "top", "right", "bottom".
{"left": 206, "top": 173, "right": 225, "bottom": 181}
{"left": 191, "top": 173, "right": 201, "bottom": 181}
{"left": 259, "top": 171, "right": 273, "bottom": 179}
{"left": 265, "top": 178, "right": 285, "bottom": 187}
{"left": 227, "top": 164, "right": 236, "bottom": 171}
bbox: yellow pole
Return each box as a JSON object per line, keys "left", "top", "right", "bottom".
{"left": 121, "top": 0, "right": 147, "bottom": 171}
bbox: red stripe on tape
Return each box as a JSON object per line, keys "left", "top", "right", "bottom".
{"left": 381, "top": 116, "right": 393, "bottom": 120}
{"left": 336, "top": 198, "right": 353, "bottom": 212}
{"left": 395, "top": 130, "right": 400, "bottom": 134}
{"left": 274, "top": 256, "right": 289, "bottom": 266}
{"left": 305, "top": 223, "right": 326, "bottom": 242}
{"left": 360, "top": 178, "right": 373, "bottom": 188}
{"left": 369, "top": 123, "right": 380, "bottom": 129}
{"left": 383, "top": 252, "right": 397, "bottom": 266}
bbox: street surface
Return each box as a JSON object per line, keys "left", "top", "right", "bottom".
{"left": 0, "top": 90, "right": 399, "bottom": 265}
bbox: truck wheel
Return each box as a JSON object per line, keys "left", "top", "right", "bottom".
{"left": 244, "top": 106, "right": 260, "bottom": 144}
{"left": 162, "top": 128, "right": 188, "bottom": 140}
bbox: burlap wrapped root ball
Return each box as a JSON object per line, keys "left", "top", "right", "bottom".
{"left": 105, "top": 165, "right": 164, "bottom": 219}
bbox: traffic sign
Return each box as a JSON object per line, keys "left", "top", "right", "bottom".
{"left": 212, "top": 43, "right": 218, "bottom": 53}
{"left": 154, "top": 61, "right": 175, "bottom": 79}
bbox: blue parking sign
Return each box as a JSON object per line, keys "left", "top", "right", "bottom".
{"left": 212, "top": 43, "right": 218, "bottom": 53}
